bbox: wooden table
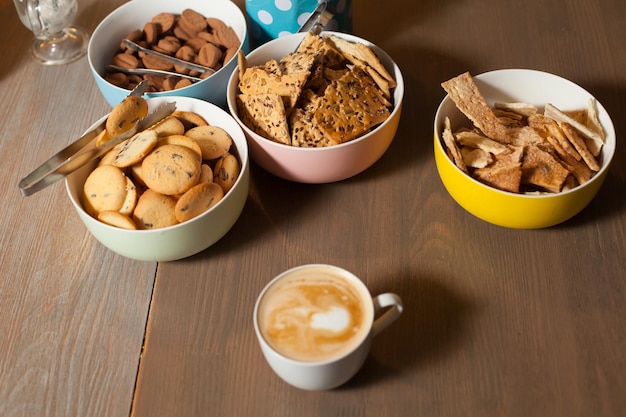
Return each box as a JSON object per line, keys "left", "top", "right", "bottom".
{"left": 1, "top": 0, "right": 625, "bottom": 416}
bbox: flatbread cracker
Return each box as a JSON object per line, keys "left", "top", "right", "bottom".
{"left": 559, "top": 121, "right": 601, "bottom": 171}
{"left": 441, "top": 72, "right": 509, "bottom": 143}
{"left": 443, "top": 117, "right": 467, "bottom": 172}
{"left": 473, "top": 147, "right": 523, "bottom": 193}
{"left": 521, "top": 145, "right": 570, "bottom": 192}
{"left": 544, "top": 103, "right": 604, "bottom": 157}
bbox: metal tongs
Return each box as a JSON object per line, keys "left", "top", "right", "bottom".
{"left": 297, "top": 1, "right": 334, "bottom": 36}
{"left": 18, "top": 81, "right": 176, "bottom": 196}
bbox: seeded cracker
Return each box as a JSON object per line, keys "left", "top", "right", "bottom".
{"left": 238, "top": 67, "right": 310, "bottom": 115}
{"left": 314, "top": 67, "right": 390, "bottom": 143}
{"left": 237, "top": 93, "right": 291, "bottom": 145}
{"left": 236, "top": 33, "right": 395, "bottom": 147}
{"left": 325, "top": 34, "right": 396, "bottom": 89}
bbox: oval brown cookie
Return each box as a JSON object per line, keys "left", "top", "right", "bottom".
{"left": 83, "top": 165, "right": 128, "bottom": 216}
{"left": 174, "top": 182, "right": 224, "bottom": 222}
{"left": 151, "top": 12, "right": 176, "bottom": 33}
{"left": 180, "top": 8, "right": 208, "bottom": 33}
{"left": 184, "top": 125, "right": 233, "bottom": 160}
{"left": 133, "top": 189, "right": 178, "bottom": 229}
{"left": 141, "top": 144, "right": 201, "bottom": 195}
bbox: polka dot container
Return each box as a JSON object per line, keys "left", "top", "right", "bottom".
{"left": 246, "top": 0, "right": 352, "bottom": 46}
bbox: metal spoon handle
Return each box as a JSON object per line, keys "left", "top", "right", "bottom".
{"left": 107, "top": 65, "right": 203, "bottom": 83}
{"left": 121, "top": 39, "right": 215, "bottom": 74}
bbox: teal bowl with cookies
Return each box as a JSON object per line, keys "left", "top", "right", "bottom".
{"left": 88, "top": 0, "right": 249, "bottom": 109}
{"left": 66, "top": 96, "right": 250, "bottom": 261}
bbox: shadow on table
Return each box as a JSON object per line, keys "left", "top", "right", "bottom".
{"left": 342, "top": 271, "right": 479, "bottom": 389}
{"left": 547, "top": 82, "right": 626, "bottom": 230}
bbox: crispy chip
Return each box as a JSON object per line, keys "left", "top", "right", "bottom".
{"left": 473, "top": 147, "right": 523, "bottom": 193}
{"left": 461, "top": 147, "right": 492, "bottom": 168}
{"left": 528, "top": 114, "right": 581, "bottom": 161}
{"left": 454, "top": 131, "right": 510, "bottom": 155}
{"left": 441, "top": 72, "right": 509, "bottom": 143}
{"left": 544, "top": 103, "right": 604, "bottom": 157}
{"left": 521, "top": 145, "right": 570, "bottom": 193}
{"left": 443, "top": 117, "right": 466, "bottom": 172}
{"left": 559, "top": 121, "right": 601, "bottom": 171}
{"left": 493, "top": 102, "right": 538, "bottom": 117}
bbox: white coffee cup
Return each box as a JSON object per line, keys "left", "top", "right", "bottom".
{"left": 253, "top": 264, "right": 403, "bottom": 390}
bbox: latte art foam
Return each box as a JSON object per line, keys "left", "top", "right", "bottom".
{"left": 258, "top": 268, "right": 369, "bottom": 362}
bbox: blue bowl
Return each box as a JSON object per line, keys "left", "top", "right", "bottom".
{"left": 88, "top": 0, "right": 249, "bottom": 108}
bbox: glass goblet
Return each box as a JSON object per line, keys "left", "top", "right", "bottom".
{"left": 13, "top": 0, "right": 89, "bottom": 65}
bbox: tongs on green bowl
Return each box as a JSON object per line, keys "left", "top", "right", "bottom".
{"left": 18, "top": 81, "right": 176, "bottom": 196}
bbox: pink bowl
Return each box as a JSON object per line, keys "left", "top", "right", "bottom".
{"left": 226, "top": 31, "right": 404, "bottom": 183}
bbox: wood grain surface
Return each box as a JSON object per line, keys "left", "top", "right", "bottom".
{"left": 1, "top": 0, "right": 625, "bottom": 416}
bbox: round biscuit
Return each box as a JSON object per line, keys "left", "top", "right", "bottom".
{"left": 156, "top": 135, "right": 202, "bottom": 160}
{"left": 95, "top": 129, "right": 111, "bottom": 146}
{"left": 130, "top": 162, "right": 147, "bottom": 187}
{"left": 172, "top": 110, "right": 208, "bottom": 130}
{"left": 198, "top": 163, "right": 213, "bottom": 184}
{"left": 148, "top": 115, "right": 185, "bottom": 137}
{"left": 98, "top": 210, "right": 137, "bottom": 230}
{"left": 133, "top": 189, "right": 178, "bottom": 229}
{"left": 213, "top": 152, "right": 240, "bottom": 193}
{"left": 141, "top": 144, "right": 201, "bottom": 195}
{"left": 112, "top": 129, "right": 158, "bottom": 168}
{"left": 184, "top": 125, "right": 233, "bottom": 160}
{"left": 98, "top": 147, "right": 118, "bottom": 166}
{"left": 120, "top": 176, "right": 138, "bottom": 215}
{"left": 174, "top": 182, "right": 224, "bottom": 223}
{"left": 83, "top": 165, "right": 128, "bottom": 215}
{"left": 106, "top": 96, "right": 148, "bottom": 137}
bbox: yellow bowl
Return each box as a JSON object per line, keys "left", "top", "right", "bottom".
{"left": 433, "top": 69, "right": 616, "bottom": 229}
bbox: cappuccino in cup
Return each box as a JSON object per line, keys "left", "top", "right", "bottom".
{"left": 254, "top": 264, "right": 403, "bottom": 390}
{"left": 256, "top": 265, "right": 371, "bottom": 362}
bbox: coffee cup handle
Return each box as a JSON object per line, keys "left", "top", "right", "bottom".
{"left": 371, "top": 293, "right": 403, "bottom": 337}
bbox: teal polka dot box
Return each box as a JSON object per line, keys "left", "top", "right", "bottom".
{"left": 246, "top": 0, "right": 353, "bottom": 47}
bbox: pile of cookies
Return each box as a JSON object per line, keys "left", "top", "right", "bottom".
{"left": 83, "top": 96, "right": 241, "bottom": 230}
{"left": 236, "top": 33, "right": 397, "bottom": 147}
{"left": 105, "top": 8, "right": 240, "bottom": 92}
